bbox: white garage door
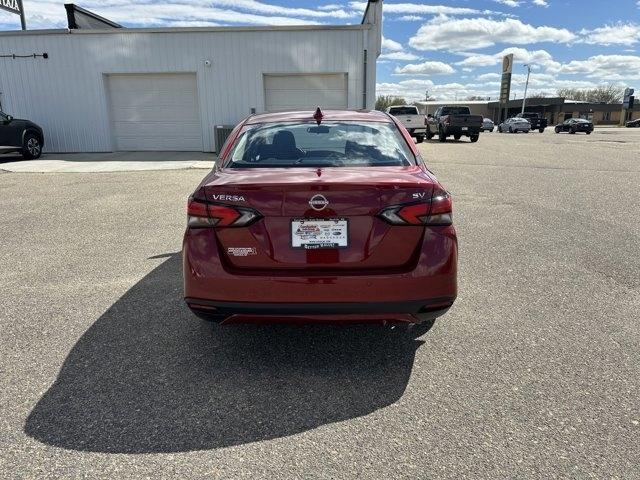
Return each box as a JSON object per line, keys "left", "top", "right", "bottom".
{"left": 107, "top": 74, "right": 202, "bottom": 151}
{"left": 264, "top": 73, "right": 348, "bottom": 112}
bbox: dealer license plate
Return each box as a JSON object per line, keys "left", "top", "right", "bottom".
{"left": 291, "top": 218, "right": 348, "bottom": 249}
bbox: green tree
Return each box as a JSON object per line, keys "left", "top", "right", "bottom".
{"left": 375, "top": 95, "right": 407, "bottom": 111}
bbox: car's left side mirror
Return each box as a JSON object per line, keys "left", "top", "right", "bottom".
{"left": 4, "top": 115, "right": 13, "bottom": 123}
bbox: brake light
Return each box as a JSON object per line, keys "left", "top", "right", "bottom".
{"left": 377, "top": 187, "right": 452, "bottom": 226}
{"left": 187, "top": 197, "right": 261, "bottom": 228}
{"left": 427, "top": 187, "right": 453, "bottom": 225}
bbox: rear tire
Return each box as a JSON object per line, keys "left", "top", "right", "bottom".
{"left": 570, "top": 127, "right": 576, "bottom": 134}
{"left": 454, "top": 134, "right": 461, "bottom": 141}
{"left": 498, "top": 126, "right": 502, "bottom": 133}
{"left": 469, "top": 134, "right": 479, "bottom": 143}
{"left": 415, "top": 134, "right": 424, "bottom": 143}
{"left": 555, "top": 126, "right": 561, "bottom": 133}
{"left": 22, "top": 133, "right": 42, "bottom": 160}
{"left": 539, "top": 128, "right": 545, "bottom": 133}
{"left": 586, "top": 131, "right": 591, "bottom": 135}
{"left": 509, "top": 126, "right": 513, "bottom": 133}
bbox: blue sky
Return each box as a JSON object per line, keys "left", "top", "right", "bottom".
{"left": 1, "top": 0, "right": 639, "bottom": 101}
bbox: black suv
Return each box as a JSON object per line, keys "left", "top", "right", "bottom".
{"left": 0, "top": 111, "right": 45, "bottom": 159}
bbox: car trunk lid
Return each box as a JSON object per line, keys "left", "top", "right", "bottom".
{"left": 204, "top": 166, "right": 435, "bottom": 271}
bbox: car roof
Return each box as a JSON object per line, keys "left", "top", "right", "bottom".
{"left": 244, "top": 109, "right": 392, "bottom": 125}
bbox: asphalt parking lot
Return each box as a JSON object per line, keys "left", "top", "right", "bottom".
{"left": 1, "top": 128, "right": 639, "bottom": 478}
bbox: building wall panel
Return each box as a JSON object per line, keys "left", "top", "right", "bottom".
{"left": 0, "top": 27, "right": 367, "bottom": 152}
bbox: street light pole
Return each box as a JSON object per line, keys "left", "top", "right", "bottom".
{"left": 521, "top": 64, "right": 531, "bottom": 115}
{"left": 425, "top": 90, "right": 429, "bottom": 116}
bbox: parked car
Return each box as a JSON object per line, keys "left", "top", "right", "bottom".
{"left": 482, "top": 118, "right": 495, "bottom": 132}
{"left": 0, "top": 110, "right": 44, "bottom": 159}
{"left": 498, "top": 117, "right": 531, "bottom": 133}
{"left": 183, "top": 108, "right": 457, "bottom": 326}
{"left": 516, "top": 112, "right": 548, "bottom": 133}
{"left": 554, "top": 118, "right": 594, "bottom": 134}
{"left": 625, "top": 118, "right": 640, "bottom": 128}
{"left": 427, "top": 105, "right": 483, "bottom": 142}
{"left": 386, "top": 105, "right": 426, "bottom": 143}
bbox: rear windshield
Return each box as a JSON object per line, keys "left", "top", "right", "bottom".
{"left": 225, "top": 122, "right": 415, "bottom": 168}
{"left": 441, "top": 107, "right": 470, "bottom": 115}
{"left": 388, "top": 106, "right": 419, "bottom": 115}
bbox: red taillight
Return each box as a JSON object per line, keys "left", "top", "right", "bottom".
{"left": 427, "top": 187, "right": 453, "bottom": 225}
{"left": 398, "top": 203, "right": 430, "bottom": 225}
{"left": 187, "top": 198, "right": 208, "bottom": 218}
{"left": 187, "top": 197, "right": 261, "bottom": 228}
{"left": 377, "top": 187, "right": 452, "bottom": 226}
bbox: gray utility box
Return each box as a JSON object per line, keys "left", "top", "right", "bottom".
{"left": 214, "top": 125, "right": 235, "bottom": 153}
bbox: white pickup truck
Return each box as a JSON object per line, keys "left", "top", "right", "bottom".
{"left": 385, "top": 105, "right": 427, "bottom": 143}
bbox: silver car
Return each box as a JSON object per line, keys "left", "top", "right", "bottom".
{"left": 482, "top": 118, "right": 495, "bottom": 132}
{"left": 498, "top": 117, "right": 531, "bottom": 133}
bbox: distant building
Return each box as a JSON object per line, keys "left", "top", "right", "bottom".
{"left": 417, "top": 98, "right": 639, "bottom": 125}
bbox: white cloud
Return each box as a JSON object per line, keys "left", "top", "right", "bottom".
{"left": 394, "top": 61, "right": 455, "bottom": 75}
{"left": 318, "top": 4, "right": 344, "bottom": 11}
{"left": 395, "top": 15, "right": 426, "bottom": 22}
{"left": 477, "top": 73, "right": 501, "bottom": 81}
{"left": 493, "top": 0, "right": 520, "bottom": 7}
{"left": 0, "top": 0, "right": 360, "bottom": 29}
{"left": 560, "top": 55, "right": 640, "bottom": 80}
{"left": 409, "top": 16, "right": 576, "bottom": 51}
{"left": 455, "top": 47, "right": 561, "bottom": 73}
{"left": 376, "top": 75, "right": 623, "bottom": 103}
{"left": 377, "top": 79, "right": 499, "bottom": 101}
{"left": 211, "top": 0, "right": 357, "bottom": 18}
{"left": 349, "top": 2, "right": 482, "bottom": 16}
{"left": 580, "top": 23, "right": 640, "bottom": 46}
{"left": 381, "top": 36, "right": 403, "bottom": 52}
{"left": 533, "top": 0, "right": 549, "bottom": 6}
{"left": 379, "top": 51, "right": 421, "bottom": 61}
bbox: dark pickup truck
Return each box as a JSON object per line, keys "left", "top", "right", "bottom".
{"left": 516, "top": 112, "right": 548, "bottom": 133}
{"left": 427, "top": 105, "right": 483, "bottom": 143}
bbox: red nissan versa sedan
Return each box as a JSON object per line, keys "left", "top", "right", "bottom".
{"left": 182, "top": 108, "right": 457, "bottom": 325}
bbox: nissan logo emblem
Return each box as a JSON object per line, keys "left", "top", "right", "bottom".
{"left": 309, "top": 194, "right": 329, "bottom": 211}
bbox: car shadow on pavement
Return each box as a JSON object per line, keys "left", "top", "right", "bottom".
{"left": 24, "top": 254, "right": 431, "bottom": 453}
{"left": 0, "top": 153, "right": 26, "bottom": 164}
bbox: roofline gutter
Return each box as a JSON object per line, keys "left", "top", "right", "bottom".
{"left": 0, "top": 23, "right": 368, "bottom": 37}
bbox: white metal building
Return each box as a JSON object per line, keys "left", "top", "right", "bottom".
{"left": 0, "top": 1, "right": 381, "bottom": 153}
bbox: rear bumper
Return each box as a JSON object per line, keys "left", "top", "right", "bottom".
{"left": 407, "top": 128, "right": 426, "bottom": 135}
{"left": 183, "top": 225, "right": 458, "bottom": 324}
{"left": 186, "top": 297, "right": 455, "bottom": 324}
{"left": 444, "top": 126, "right": 480, "bottom": 135}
